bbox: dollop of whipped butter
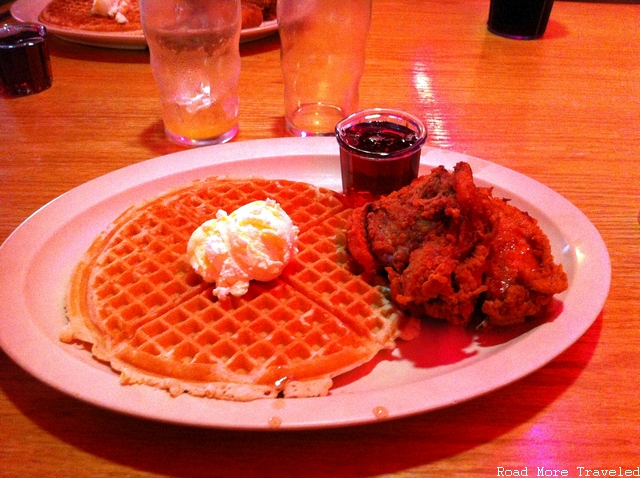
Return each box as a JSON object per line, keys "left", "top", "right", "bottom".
{"left": 187, "top": 199, "right": 299, "bottom": 299}
{"left": 91, "top": 0, "right": 130, "bottom": 24}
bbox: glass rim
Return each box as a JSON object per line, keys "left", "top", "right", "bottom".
{"left": 0, "top": 23, "right": 47, "bottom": 49}
{"left": 335, "top": 108, "right": 427, "bottom": 158}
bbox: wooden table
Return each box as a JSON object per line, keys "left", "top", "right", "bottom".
{"left": 2, "top": 1, "right": 639, "bottom": 476}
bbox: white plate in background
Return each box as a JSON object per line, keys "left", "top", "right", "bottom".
{"left": 11, "top": 0, "right": 278, "bottom": 49}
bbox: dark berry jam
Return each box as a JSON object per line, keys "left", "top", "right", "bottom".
{"left": 340, "top": 121, "right": 419, "bottom": 155}
{"left": 337, "top": 118, "right": 425, "bottom": 205}
{"left": 0, "top": 25, "right": 52, "bottom": 97}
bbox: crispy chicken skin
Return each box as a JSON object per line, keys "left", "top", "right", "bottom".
{"left": 347, "top": 162, "right": 568, "bottom": 327}
{"left": 347, "top": 165, "right": 457, "bottom": 274}
{"left": 480, "top": 194, "right": 568, "bottom": 326}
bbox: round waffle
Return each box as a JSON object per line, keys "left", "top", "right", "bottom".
{"left": 63, "top": 178, "right": 411, "bottom": 401}
{"left": 39, "top": 0, "right": 142, "bottom": 33}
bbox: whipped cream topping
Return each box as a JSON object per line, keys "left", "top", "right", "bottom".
{"left": 91, "top": 0, "right": 131, "bottom": 24}
{"left": 187, "top": 199, "right": 299, "bottom": 299}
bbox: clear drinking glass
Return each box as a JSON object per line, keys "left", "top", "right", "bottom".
{"left": 140, "top": 0, "right": 242, "bottom": 146}
{"left": 277, "top": 0, "right": 372, "bottom": 137}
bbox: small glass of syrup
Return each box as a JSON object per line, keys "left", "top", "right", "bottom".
{"left": 0, "top": 23, "right": 52, "bottom": 98}
{"left": 335, "top": 108, "right": 427, "bottom": 206}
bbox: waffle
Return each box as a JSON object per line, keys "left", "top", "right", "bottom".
{"left": 39, "top": 0, "right": 142, "bottom": 33}
{"left": 63, "top": 178, "right": 412, "bottom": 401}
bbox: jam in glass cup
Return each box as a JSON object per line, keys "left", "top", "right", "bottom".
{"left": 335, "top": 108, "right": 427, "bottom": 206}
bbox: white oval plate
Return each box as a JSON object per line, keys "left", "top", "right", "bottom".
{"left": 0, "top": 137, "right": 610, "bottom": 430}
{"left": 11, "top": 0, "right": 278, "bottom": 49}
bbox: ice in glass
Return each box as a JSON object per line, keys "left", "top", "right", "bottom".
{"left": 140, "top": 0, "right": 241, "bottom": 146}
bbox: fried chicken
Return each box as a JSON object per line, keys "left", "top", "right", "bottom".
{"left": 347, "top": 165, "right": 457, "bottom": 274}
{"left": 480, "top": 193, "right": 569, "bottom": 326}
{"left": 241, "top": 3, "right": 264, "bottom": 29}
{"left": 347, "top": 162, "right": 568, "bottom": 327}
{"left": 241, "top": 0, "right": 277, "bottom": 29}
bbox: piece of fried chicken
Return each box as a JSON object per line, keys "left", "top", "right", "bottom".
{"left": 347, "top": 162, "right": 568, "bottom": 327}
{"left": 480, "top": 192, "right": 569, "bottom": 326}
{"left": 241, "top": 0, "right": 277, "bottom": 29}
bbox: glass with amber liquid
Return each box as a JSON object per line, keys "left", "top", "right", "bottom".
{"left": 140, "top": 0, "right": 241, "bottom": 146}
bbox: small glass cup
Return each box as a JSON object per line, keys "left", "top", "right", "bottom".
{"left": 0, "top": 23, "right": 52, "bottom": 98}
{"left": 335, "top": 108, "right": 427, "bottom": 206}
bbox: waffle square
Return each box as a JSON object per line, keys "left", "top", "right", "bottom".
{"left": 63, "top": 178, "right": 410, "bottom": 401}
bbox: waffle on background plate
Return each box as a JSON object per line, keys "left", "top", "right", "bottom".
{"left": 63, "top": 178, "right": 412, "bottom": 401}
{"left": 38, "top": 0, "right": 277, "bottom": 33}
{"left": 39, "top": 0, "right": 142, "bottom": 33}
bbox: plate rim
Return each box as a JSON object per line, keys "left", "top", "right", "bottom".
{"left": 10, "top": 0, "right": 278, "bottom": 49}
{"left": 0, "top": 137, "right": 611, "bottom": 430}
